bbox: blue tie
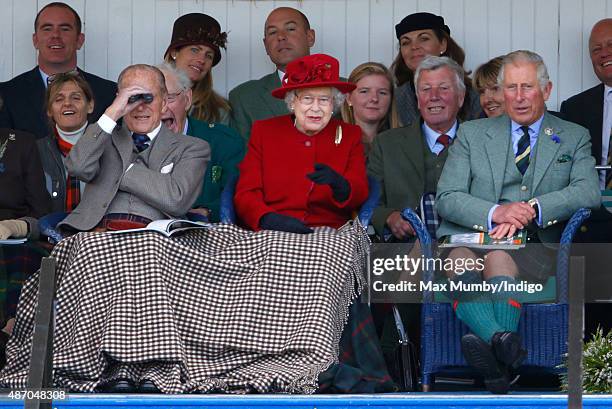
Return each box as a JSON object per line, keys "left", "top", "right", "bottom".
{"left": 131, "top": 133, "right": 150, "bottom": 153}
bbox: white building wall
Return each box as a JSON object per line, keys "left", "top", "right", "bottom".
{"left": 1, "top": 0, "right": 611, "bottom": 109}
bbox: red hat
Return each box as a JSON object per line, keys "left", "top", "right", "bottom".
{"left": 271, "top": 54, "right": 355, "bottom": 99}
{"left": 164, "top": 13, "right": 227, "bottom": 67}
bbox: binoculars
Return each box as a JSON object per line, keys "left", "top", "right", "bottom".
{"left": 128, "top": 93, "right": 154, "bottom": 104}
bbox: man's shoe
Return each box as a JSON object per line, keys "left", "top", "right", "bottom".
{"left": 491, "top": 331, "right": 527, "bottom": 369}
{"left": 461, "top": 334, "right": 510, "bottom": 394}
{"left": 139, "top": 379, "right": 161, "bottom": 393}
{"left": 103, "top": 378, "right": 138, "bottom": 393}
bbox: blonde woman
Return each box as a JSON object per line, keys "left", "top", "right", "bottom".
{"left": 341, "top": 62, "right": 399, "bottom": 156}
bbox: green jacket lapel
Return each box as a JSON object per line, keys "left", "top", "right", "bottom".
{"left": 532, "top": 112, "right": 561, "bottom": 193}
{"left": 484, "top": 116, "right": 511, "bottom": 199}
{"left": 261, "top": 72, "right": 287, "bottom": 117}
{"left": 400, "top": 121, "right": 425, "bottom": 186}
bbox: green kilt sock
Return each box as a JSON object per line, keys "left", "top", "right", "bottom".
{"left": 451, "top": 270, "right": 504, "bottom": 344}
{"left": 488, "top": 275, "right": 521, "bottom": 332}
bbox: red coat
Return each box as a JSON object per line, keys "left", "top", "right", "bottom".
{"left": 235, "top": 115, "right": 368, "bottom": 230}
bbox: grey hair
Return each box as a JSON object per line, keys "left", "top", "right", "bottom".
{"left": 498, "top": 50, "right": 550, "bottom": 90}
{"left": 157, "top": 61, "right": 193, "bottom": 91}
{"left": 117, "top": 64, "right": 167, "bottom": 95}
{"left": 284, "top": 88, "right": 346, "bottom": 112}
{"left": 414, "top": 55, "right": 466, "bottom": 94}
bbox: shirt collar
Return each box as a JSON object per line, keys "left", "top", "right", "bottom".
{"left": 132, "top": 122, "right": 162, "bottom": 141}
{"left": 38, "top": 68, "right": 50, "bottom": 88}
{"left": 510, "top": 114, "right": 545, "bottom": 137}
{"left": 182, "top": 117, "right": 189, "bottom": 135}
{"left": 277, "top": 69, "right": 285, "bottom": 82}
{"left": 422, "top": 120, "right": 459, "bottom": 151}
{"left": 605, "top": 84, "right": 612, "bottom": 100}
{"left": 38, "top": 66, "right": 78, "bottom": 89}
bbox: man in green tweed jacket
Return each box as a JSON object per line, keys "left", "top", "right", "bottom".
{"left": 228, "top": 7, "right": 315, "bottom": 141}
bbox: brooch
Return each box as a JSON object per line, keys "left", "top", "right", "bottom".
{"left": 335, "top": 125, "right": 342, "bottom": 146}
{"left": 545, "top": 127, "right": 560, "bottom": 143}
{"left": 211, "top": 165, "right": 222, "bottom": 183}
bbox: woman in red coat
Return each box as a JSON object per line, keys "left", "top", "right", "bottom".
{"left": 235, "top": 54, "right": 368, "bottom": 232}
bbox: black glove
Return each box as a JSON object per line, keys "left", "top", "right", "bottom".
{"left": 259, "top": 213, "right": 313, "bottom": 234}
{"left": 306, "top": 163, "right": 351, "bottom": 202}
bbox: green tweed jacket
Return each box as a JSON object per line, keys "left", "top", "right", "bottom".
{"left": 436, "top": 112, "right": 600, "bottom": 243}
{"left": 228, "top": 72, "right": 289, "bottom": 141}
{"left": 367, "top": 121, "right": 431, "bottom": 237}
{"left": 187, "top": 116, "right": 245, "bottom": 222}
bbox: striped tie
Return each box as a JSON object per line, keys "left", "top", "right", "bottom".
{"left": 515, "top": 126, "right": 531, "bottom": 175}
{"left": 437, "top": 134, "right": 451, "bottom": 151}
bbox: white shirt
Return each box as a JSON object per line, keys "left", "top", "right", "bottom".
{"left": 601, "top": 85, "right": 612, "bottom": 188}
{"left": 97, "top": 114, "right": 161, "bottom": 142}
{"left": 421, "top": 121, "right": 458, "bottom": 155}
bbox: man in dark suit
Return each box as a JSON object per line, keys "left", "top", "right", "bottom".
{"left": 560, "top": 18, "right": 612, "bottom": 232}
{"left": 58, "top": 64, "right": 210, "bottom": 232}
{"left": 0, "top": 2, "right": 116, "bottom": 140}
{"left": 228, "top": 7, "right": 315, "bottom": 141}
{"left": 559, "top": 18, "right": 612, "bottom": 337}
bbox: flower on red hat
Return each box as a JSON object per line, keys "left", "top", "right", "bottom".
{"left": 286, "top": 59, "right": 333, "bottom": 86}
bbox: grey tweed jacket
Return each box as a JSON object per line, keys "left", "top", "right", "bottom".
{"left": 59, "top": 122, "right": 210, "bottom": 231}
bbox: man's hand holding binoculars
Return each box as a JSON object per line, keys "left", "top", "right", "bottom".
{"left": 104, "top": 85, "right": 155, "bottom": 122}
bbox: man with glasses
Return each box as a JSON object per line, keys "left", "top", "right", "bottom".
{"left": 158, "top": 62, "right": 244, "bottom": 222}
{"left": 0, "top": 2, "right": 116, "bottom": 139}
{"left": 57, "top": 64, "right": 210, "bottom": 233}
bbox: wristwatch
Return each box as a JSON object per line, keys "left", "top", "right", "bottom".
{"left": 528, "top": 198, "right": 539, "bottom": 216}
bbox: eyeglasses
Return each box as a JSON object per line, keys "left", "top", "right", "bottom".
{"left": 296, "top": 93, "right": 333, "bottom": 107}
{"left": 166, "top": 89, "right": 185, "bottom": 103}
{"left": 47, "top": 69, "right": 80, "bottom": 85}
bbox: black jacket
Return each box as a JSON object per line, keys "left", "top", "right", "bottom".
{"left": 0, "top": 67, "right": 116, "bottom": 139}
{"left": 0, "top": 128, "right": 51, "bottom": 220}
{"left": 560, "top": 83, "right": 604, "bottom": 159}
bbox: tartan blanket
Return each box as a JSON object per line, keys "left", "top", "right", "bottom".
{"left": 0, "top": 221, "right": 369, "bottom": 394}
{"left": 0, "top": 243, "right": 48, "bottom": 320}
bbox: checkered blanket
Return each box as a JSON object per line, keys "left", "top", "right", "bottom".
{"left": 0, "top": 221, "right": 369, "bottom": 393}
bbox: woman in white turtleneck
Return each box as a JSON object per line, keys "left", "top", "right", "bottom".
{"left": 39, "top": 72, "right": 94, "bottom": 213}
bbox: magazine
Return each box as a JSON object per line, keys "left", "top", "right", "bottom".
{"left": 439, "top": 230, "right": 527, "bottom": 250}
{"left": 108, "top": 219, "right": 212, "bottom": 237}
{"left": 0, "top": 238, "right": 27, "bottom": 245}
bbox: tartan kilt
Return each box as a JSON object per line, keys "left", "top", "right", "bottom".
{"left": 0, "top": 220, "right": 387, "bottom": 394}
{"left": 0, "top": 243, "right": 49, "bottom": 320}
{"left": 318, "top": 301, "right": 397, "bottom": 393}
